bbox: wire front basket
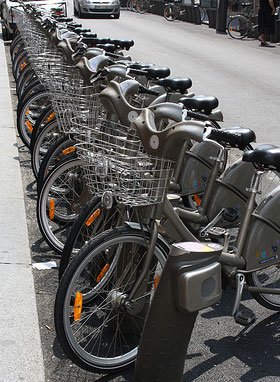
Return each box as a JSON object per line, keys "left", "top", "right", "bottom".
{"left": 51, "top": 90, "right": 103, "bottom": 134}
{"left": 74, "top": 118, "right": 175, "bottom": 207}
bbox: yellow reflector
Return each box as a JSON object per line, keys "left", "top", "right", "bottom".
{"left": 49, "top": 199, "right": 55, "bottom": 220}
{"left": 25, "top": 107, "right": 29, "bottom": 116}
{"left": 62, "top": 146, "right": 76, "bottom": 155}
{"left": 194, "top": 194, "right": 201, "bottom": 206}
{"left": 97, "top": 264, "right": 109, "bottom": 283}
{"left": 74, "top": 292, "right": 83, "bottom": 321}
{"left": 154, "top": 275, "right": 160, "bottom": 290}
{"left": 26, "top": 120, "right": 33, "bottom": 133}
{"left": 85, "top": 209, "right": 101, "bottom": 227}
{"left": 46, "top": 112, "right": 55, "bottom": 123}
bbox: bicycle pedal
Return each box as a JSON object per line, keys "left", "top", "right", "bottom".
{"left": 208, "top": 227, "right": 227, "bottom": 238}
{"left": 234, "top": 309, "right": 256, "bottom": 326}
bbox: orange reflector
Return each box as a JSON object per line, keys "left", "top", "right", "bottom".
{"left": 74, "top": 292, "right": 83, "bottom": 321}
{"left": 25, "top": 107, "right": 29, "bottom": 116}
{"left": 154, "top": 275, "right": 160, "bottom": 290}
{"left": 46, "top": 112, "right": 55, "bottom": 123}
{"left": 49, "top": 199, "right": 55, "bottom": 220}
{"left": 20, "top": 61, "right": 27, "bottom": 70}
{"left": 85, "top": 209, "right": 101, "bottom": 227}
{"left": 194, "top": 194, "right": 201, "bottom": 206}
{"left": 97, "top": 264, "right": 109, "bottom": 283}
{"left": 26, "top": 120, "right": 33, "bottom": 133}
{"left": 62, "top": 146, "right": 76, "bottom": 155}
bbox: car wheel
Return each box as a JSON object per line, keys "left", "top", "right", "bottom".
{"left": 114, "top": 12, "right": 120, "bottom": 18}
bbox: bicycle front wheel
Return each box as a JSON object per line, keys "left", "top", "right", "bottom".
{"left": 136, "top": 0, "right": 150, "bottom": 13}
{"left": 227, "top": 16, "right": 249, "bottom": 39}
{"left": 55, "top": 226, "right": 169, "bottom": 373}
{"left": 37, "top": 157, "right": 88, "bottom": 253}
{"left": 163, "top": 4, "right": 179, "bottom": 21}
{"left": 246, "top": 263, "right": 280, "bottom": 311}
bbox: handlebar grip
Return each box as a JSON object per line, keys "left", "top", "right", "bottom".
{"left": 186, "top": 110, "right": 209, "bottom": 122}
{"left": 139, "top": 85, "right": 159, "bottom": 96}
{"left": 209, "top": 128, "right": 242, "bottom": 147}
{"left": 129, "top": 68, "right": 148, "bottom": 76}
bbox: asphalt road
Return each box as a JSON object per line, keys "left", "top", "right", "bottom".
{"left": 6, "top": 7, "right": 280, "bottom": 382}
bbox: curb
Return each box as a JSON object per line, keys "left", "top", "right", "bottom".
{"left": 0, "top": 32, "right": 45, "bottom": 382}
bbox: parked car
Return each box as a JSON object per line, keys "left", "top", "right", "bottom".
{"left": 1, "top": 0, "right": 67, "bottom": 40}
{"left": 73, "top": 0, "right": 120, "bottom": 19}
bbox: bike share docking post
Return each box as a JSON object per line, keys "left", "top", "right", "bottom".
{"left": 134, "top": 242, "right": 223, "bottom": 382}
{"left": 216, "top": 0, "right": 228, "bottom": 33}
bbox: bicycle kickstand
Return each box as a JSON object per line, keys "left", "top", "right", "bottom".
{"left": 232, "top": 273, "right": 256, "bottom": 326}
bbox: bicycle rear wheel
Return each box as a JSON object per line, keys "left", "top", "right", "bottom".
{"left": 55, "top": 226, "right": 169, "bottom": 373}
{"left": 227, "top": 16, "right": 249, "bottom": 39}
{"left": 163, "top": 4, "right": 179, "bottom": 21}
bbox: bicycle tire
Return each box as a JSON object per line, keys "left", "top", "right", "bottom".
{"left": 36, "top": 135, "right": 77, "bottom": 195}
{"left": 36, "top": 157, "right": 88, "bottom": 253}
{"left": 198, "top": 5, "right": 206, "bottom": 22}
{"left": 136, "top": 0, "right": 149, "bottom": 13}
{"left": 227, "top": 15, "right": 249, "bottom": 39}
{"left": 54, "top": 226, "right": 169, "bottom": 373}
{"left": 16, "top": 90, "right": 50, "bottom": 148}
{"left": 163, "top": 4, "right": 179, "bottom": 21}
{"left": 246, "top": 264, "right": 280, "bottom": 311}
{"left": 31, "top": 119, "right": 60, "bottom": 179}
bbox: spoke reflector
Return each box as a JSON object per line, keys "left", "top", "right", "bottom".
{"left": 154, "top": 275, "right": 160, "bottom": 290}
{"left": 74, "top": 292, "right": 83, "bottom": 321}
{"left": 62, "top": 146, "right": 76, "bottom": 155}
{"left": 26, "top": 120, "right": 33, "bottom": 132}
{"left": 46, "top": 112, "right": 55, "bottom": 123}
{"left": 49, "top": 199, "right": 55, "bottom": 220}
{"left": 85, "top": 208, "right": 101, "bottom": 227}
{"left": 97, "top": 264, "right": 110, "bottom": 283}
{"left": 25, "top": 107, "right": 29, "bottom": 116}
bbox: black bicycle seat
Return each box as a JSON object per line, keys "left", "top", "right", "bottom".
{"left": 96, "top": 43, "right": 117, "bottom": 53}
{"left": 111, "top": 39, "right": 134, "bottom": 50}
{"left": 158, "top": 77, "right": 192, "bottom": 94}
{"left": 145, "top": 67, "right": 170, "bottom": 80}
{"left": 243, "top": 144, "right": 280, "bottom": 171}
{"left": 224, "top": 126, "right": 256, "bottom": 148}
{"left": 73, "top": 27, "right": 91, "bottom": 34}
{"left": 127, "top": 62, "right": 155, "bottom": 69}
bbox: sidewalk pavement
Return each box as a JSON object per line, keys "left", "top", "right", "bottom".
{"left": 0, "top": 31, "right": 45, "bottom": 381}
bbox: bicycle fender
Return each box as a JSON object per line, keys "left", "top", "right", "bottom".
{"left": 124, "top": 221, "right": 170, "bottom": 253}
{"left": 242, "top": 185, "right": 280, "bottom": 271}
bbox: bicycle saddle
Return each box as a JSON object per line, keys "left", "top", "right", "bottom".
{"left": 54, "top": 17, "right": 73, "bottom": 22}
{"left": 126, "top": 62, "right": 155, "bottom": 69}
{"left": 73, "top": 27, "right": 91, "bottom": 34}
{"left": 242, "top": 144, "right": 280, "bottom": 171}
{"left": 179, "top": 95, "right": 218, "bottom": 114}
{"left": 96, "top": 43, "right": 117, "bottom": 53}
{"left": 209, "top": 126, "right": 256, "bottom": 150}
{"left": 224, "top": 126, "right": 256, "bottom": 148}
{"left": 158, "top": 78, "right": 192, "bottom": 94}
{"left": 66, "top": 22, "right": 82, "bottom": 30}
{"left": 111, "top": 39, "right": 134, "bottom": 50}
{"left": 145, "top": 67, "right": 170, "bottom": 80}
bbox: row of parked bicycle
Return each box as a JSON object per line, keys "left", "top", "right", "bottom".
{"left": 10, "top": 2, "right": 280, "bottom": 377}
